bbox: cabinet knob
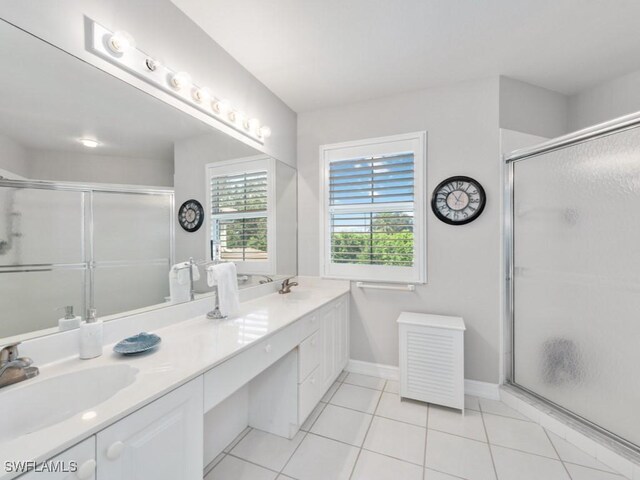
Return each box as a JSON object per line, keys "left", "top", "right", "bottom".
{"left": 76, "top": 459, "right": 96, "bottom": 479}
{"left": 264, "top": 344, "right": 272, "bottom": 353}
{"left": 106, "top": 441, "right": 125, "bottom": 460}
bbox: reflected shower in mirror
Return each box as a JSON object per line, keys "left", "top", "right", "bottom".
{"left": 0, "top": 19, "right": 297, "bottom": 342}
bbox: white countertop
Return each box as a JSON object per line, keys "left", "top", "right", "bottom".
{"left": 0, "top": 278, "right": 350, "bottom": 479}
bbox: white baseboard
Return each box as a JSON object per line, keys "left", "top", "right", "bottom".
{"left": 346, "top": 359, "right": 399, "bottom": 380}
{"left": 346, "top": 359, "right": 500, "bottom": 400}
{"left": 464, "top": 379, "right": 500, "bottom": 400}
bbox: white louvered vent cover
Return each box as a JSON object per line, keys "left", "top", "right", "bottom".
{"left": 397, "top": 312, "right": 465, "bottom": 411}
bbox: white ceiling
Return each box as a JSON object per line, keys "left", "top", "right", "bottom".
{"left": 172, "top": 0, "right": 640, "bottom": 113}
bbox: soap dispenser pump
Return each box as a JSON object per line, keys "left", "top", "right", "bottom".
{"left": 79, "top": 308, "right": 103, "bottom": 359}
{"left": 58, "top": 305, "right": 81, "bottom": 331}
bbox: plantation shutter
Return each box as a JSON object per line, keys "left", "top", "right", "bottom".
{"left": 210, "top": 170, "right": 268, "bottom": 262}
{"left": 329, "top": 154, "right": 415, "bottom": 267}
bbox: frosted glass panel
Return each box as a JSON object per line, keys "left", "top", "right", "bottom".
{"left": 92, "top": 192, "right": 171, "bottom": 262}
{"left": 512, "top": 126, "right": 640, "bottom": 448}
{"left": 0, "top": 269, "right": 85, "bottom": 337}
{"left": 93, "top": 263, "right": 170, "bottom": 317}
{"left": 0, "top": 187, "right": 84, "bottom": 266}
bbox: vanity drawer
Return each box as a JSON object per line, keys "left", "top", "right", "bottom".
{"left": 204, "top": 322, "right": 302, "bottom": 412}
{"left": 298, "top": 366, "right": 321, "bottom": 424}
{"left": 299, "top": 311, "right": 320, "bottom": 339}
{"left": 298, "top": 331, "right": 320, "bottom": 383}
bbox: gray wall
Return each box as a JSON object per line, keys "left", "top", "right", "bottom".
{"left": 499, "top": 77, "right": 569, "bottom": 139}
{"left": 298, "top": 77, "right": 502, "bottom": 383}
{"left": 568, "top": 68, "right": 640, "bottom": 132}
{"left": 0, "top": 0, "right": 296, "bottom": 167}
{"left": 28, "top": 150, "right": 174, "bottom": 187}
{"left": 0, "top": 133, "right": 29, "bottom": 178}
{"left": 173, "top": 132, "right": 258, "bottom": 264}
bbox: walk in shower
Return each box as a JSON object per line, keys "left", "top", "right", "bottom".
{"left": 0, "top": 179, "right": 174, "bottom": 339}
{"left": 505, "top": 114, "right": 640, "bottom": 453}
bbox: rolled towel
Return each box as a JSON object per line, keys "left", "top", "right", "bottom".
{"left": 206, "top": 263, "right": 240, "bottom": 317}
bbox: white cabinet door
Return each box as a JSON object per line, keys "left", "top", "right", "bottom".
{"left": 319, "top": 304, "right": 336, "bottom": 392}
{"left": 334, "top": 296, "right": 349, "bottom": 372}
{"left": 16, "top": 437, "right": 96, "bottom": 480}
{"left": 97, "top": 377, "right": 203, "bottom": 480}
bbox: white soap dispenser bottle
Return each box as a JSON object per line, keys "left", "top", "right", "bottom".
{"left": 79, "top": 308, "right": 103, "bottom": 359}
{"left": 58, "top": 305, "right": 81, "bottom": 331}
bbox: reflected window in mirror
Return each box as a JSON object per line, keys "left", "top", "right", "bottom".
{"left": 206, "top": 156, "right": 276, "bottom": 275}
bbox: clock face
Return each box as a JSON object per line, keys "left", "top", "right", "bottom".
{"left": 431, "top": 176, "right": 486, "bottom": 225}
{"left": 178, "top": 199, "right": 204, "bottom": 232}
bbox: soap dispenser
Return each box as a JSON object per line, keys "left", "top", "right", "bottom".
{"left": 58, "top": 305, "right": 81, "bottom": 331}
{"left": 79, "top": 308, "right": 103, "bottom": 359}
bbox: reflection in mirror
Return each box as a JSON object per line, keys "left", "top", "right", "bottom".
{"left": 0, "top": 20, "right": 297, "bottom": 343}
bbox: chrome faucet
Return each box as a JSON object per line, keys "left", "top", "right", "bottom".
{"left": 0, "top": 342, "right": 39, "bottom": 389}
{"left": 278, "top": 278, "right": 299, "bottom": 294}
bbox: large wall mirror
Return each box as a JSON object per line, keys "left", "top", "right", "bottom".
{"left": 0, "top": 20, "right": 297, "bottom": 342}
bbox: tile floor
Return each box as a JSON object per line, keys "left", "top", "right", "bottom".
{"left": 204, "top": 372, "right": 625, "bottom": 480}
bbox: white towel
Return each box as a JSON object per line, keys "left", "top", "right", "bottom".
{"left": 169, "top": 262, "right": 200, "bottom": 303}
{"left": 206, "top": 263, "right": 240, "bottom": 317}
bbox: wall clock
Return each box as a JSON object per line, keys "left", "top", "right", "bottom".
{"left": 178, "top": 199, "right": 204, "bottom": 232}
{"left": 431, "top": 176, "right": 486, "bottom": 225}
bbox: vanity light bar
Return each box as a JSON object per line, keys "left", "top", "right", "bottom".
{"left": 88, "top": 21, "right": 272, "bottom": 143}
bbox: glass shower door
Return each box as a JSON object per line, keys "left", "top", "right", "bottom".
{"left": 92, "top": 191, "right": 172, "bottom": 316}
{"left": 511, "top": 126, "right": 640, "bottom": 449}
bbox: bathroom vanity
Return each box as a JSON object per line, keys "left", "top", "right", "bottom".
{"left": 0, "top": 279, "right": 349, "bottom": 480}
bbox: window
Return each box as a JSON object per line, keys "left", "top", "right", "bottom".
{"left": 206, "top": 156, "right": 275, "bottom": 274}
{"left": 320, "top": 132, "right": 426, "bottom": 283}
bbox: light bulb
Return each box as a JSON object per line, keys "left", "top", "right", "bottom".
{"left": 212, "top": 99, "right": 230, "bottom": 114}
{"left": 79, "top": 138, "right": 100, "bottom": 148}
{"left": 192, "top": 87, "right": 211, "bottom": 103}
{"left": 108, "top": 31, "right": 135, "bottom": 54}
{"left": 145, "top": 57, "right": 160, "bottom": 71}
{"left": 170, "top": 71, "right": 192, "bottom": 91}
{"left": 259, "top": 126, "right": 272, "bottom": 138}
{"left": 228, "top": 110, "right": 238, "bottom": 122}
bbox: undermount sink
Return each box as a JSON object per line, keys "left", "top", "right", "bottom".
{"left": 0, "top": 364, "right": 138, "bottom": 444}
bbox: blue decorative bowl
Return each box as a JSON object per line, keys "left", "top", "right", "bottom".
{"left": 113, "top": 332, "right": 161, "bottom": 355}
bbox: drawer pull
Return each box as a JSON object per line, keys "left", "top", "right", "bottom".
{"left": 106, "top": 441, "right": 125, "bottom": 460}
{"left": 76, "top": 459, "right": 96, "bottom": 479}
{"left": 264, "top": 344, "right": 272, "bottom": 353}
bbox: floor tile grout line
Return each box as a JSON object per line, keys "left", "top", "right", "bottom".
{"left": 225, "top": 451, "right": 282, "bottom": 475}
{"left": 480, "top": 409, "right": 534, "bottom": 423}
{"left": 203, "top": 452, "right": 226, "bottom": 477}
{"left": 224, "top": 426, "right": 253, "bottom": 454}
{"left": 479, "top": 404, "right": 500, "bottom": 480}
{"left": 276, "top": 430, "right": 309, "bottom": 477}
{"left": 329, "top": 399, "right": 430, "bottom": 428}
{"left": 347, "top": 379, "right": 385, "bottom": 480}
{"left": 422, "top": 403, "right": 430, "bottom": 480}
{"left": 302, "top": 400, "right": 328, "bottom": 433}
{"left": 544, "top": 428, "right": 574, "bottom": 479}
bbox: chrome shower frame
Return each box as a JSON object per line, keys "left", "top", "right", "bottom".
{"left": 503, "top": 111, "right": 640, "bottom": 456}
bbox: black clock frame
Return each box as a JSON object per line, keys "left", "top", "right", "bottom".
{"left": 430, "top": 176, "right": 486, "bottom": 226}
{"left": 178, "top": 199, "right": 205, "bottom": 232}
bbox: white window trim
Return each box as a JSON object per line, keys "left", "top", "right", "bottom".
{"left": 205, "top": 155, "right": 276, "bottom": 275}
{"left": 319, "top": 131, "right": 427, "bottom": 284}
